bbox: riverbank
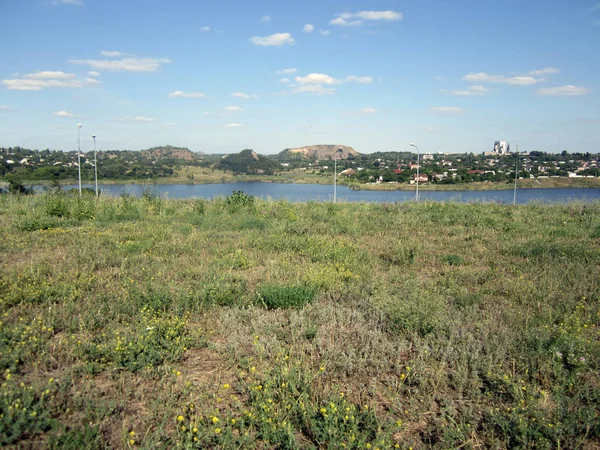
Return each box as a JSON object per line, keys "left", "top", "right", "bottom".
{"left": 5, "top": 174, "right": 600, "bottom": 192}
{"left": 1, "top": 194, "right": 599, "bottom": 448}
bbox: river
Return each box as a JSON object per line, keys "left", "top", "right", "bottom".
{"left": 42, "top": 183, "right": 600, "bottom": 204}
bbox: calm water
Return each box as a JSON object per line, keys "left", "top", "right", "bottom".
{"left": 47, "top": 183, "right": 600, "bottom": 204}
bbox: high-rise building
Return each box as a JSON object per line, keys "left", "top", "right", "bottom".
{"left": 493, "top": 141, "right": 510, "bottom": 154}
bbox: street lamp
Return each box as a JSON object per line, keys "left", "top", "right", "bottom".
{"left": 77, "top": 123, "right": 82, "bottom": 197}
{"left": 92, "top": 134, "right": 98, "bottom": 198}
{"left": 334, "top": 148, "right": 343, "bottom": 203}
{"left": 409, "top": 142, "right": 420, "bottom": 202}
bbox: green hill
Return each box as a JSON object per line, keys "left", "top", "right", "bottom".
{"left": 217, "top": 149, "right": 280, "bottom": 175}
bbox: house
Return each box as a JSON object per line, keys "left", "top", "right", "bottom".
{"left": 468, "top": 170, "right": 485, "bottom": 175}
{"left": 411, "top": 174, "right": 428, "bottom": 183}
{"left": 339, "top": 168, "right": 355, "bottom": 176}
{"left": 409, "top": 163, "right": 420, "bottom": 170}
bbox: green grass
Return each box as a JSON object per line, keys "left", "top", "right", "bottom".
{"left": 1, "top": 192, "right": 599, "bottom": 448}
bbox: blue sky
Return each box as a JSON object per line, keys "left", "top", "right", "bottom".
{"left": 1, "top": 0, "right": 599, "bottom": 154}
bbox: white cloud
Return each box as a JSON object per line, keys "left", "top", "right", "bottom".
{"left": 1, "top": 78, "right": 83, "bottom": 90}
{"left": 303, "top": 24, "right": 314, "bottom": 33}
{"left": 345, "top": 75, "right": 373, "bottom": 84}
{"left": 451, "top": 85, "right": 490, "bottom": 96}
{"left": 277, "top": 68, "right": 297, "bottom": 74}
{"left": 232, "top": 92, "right": 258, "bottom": 98}
{"left": 320, "top": 30, "right": 331, "bottom": 36}
{"left": 361, "top": 108, "right": 377, "bottom": 113}
{"left": 52, "top": 0, "right": 82, "bottom": 5}
{"left": 88, "top": 71, "right": 101, "bottom": 76}
{"left": 331, "top": 10, "right": 402, "bottom": 26}
{"left": 462, "top": 72, "right": 539, "bottom": 85}
{"left": 295, "top": 73, "right": 341, "bottom": 85}
{"left": 528, "top": 67, "right": 559, "bottom": 76}
{"left": 329, "top": 17, "right": 362, "bottom": 26}
{"left": 120, "top": 116, "right": 156, "bottom": 122}
{"left": 200, "top": 26, "right": 211, "bottom": 32}
{"left": 249, "top": 33, "right": 295, "bottom": 46}
{"left": 342, "top": 10, "right": 403, "bottom": 21}
{"left": 100, "top": 50, "right": 122, "bottom": 57}
{"left": 24, "top": 71, "right": 76, "bottom": 79}
{"left": 85, "top": 78, "right": 101, "bottom": 85}
{"left": 225, "top": 123, "right": 243, "bottom": 127}
{"left": 223, "top": 106, "right": 243, "bottom": 112}
{"left": 53, "top": 110, "right": 75, "bottom": 117}
{"left": 261, "top": 15, "right": 272, "bottom": 22}
{"left": 536, "top": 85, "right": 590, "bottom": 96}
{"left": 70, "top": 54, "right": 171, "bottom": 72}
{"left": 0, "top": 105, "right": 12, "bottom": 111}
{"left": 169, "top": 90, "right": 206, "bottom": 99}
{"left": 429, "top": 106, "right": 465, "bottom": 115}
{"left": 291, "top": 85, "right": 336, "bottom": 95}
{"left": 279, "top": 78, "right": 290, "bottom": 83}
{"left": 343, "top": 108, "right": 377, "bottom": 116}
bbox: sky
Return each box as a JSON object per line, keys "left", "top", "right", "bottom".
{"left": 0, "top": 0, "right": 599, "bottom": 155}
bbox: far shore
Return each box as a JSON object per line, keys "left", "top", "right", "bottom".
{"left": 3, "top": 175, "right": 599, "bottom": 191}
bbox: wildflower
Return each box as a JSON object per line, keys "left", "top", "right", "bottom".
{"left": 212, "top": 416, "right": 219, "bottom": 423}
{"left": 214, "top": 428, "right": 221, "bottom": 434}
{"left": 320, "top": 407, "right": 327, "bottom": 414}
{"left": 129, "top": 439, "right": 135, "bottom": 445}
{"left": 319, "top": 366, "right": 325, "bottom": 372}
{"left": 129, "top": 431, "right": 135, "bottom": 436}
{"left": 192, "top": 427, "right": 198, "bottom": 433}
{"left": 223, "top": 383, "right": 230, "bottom": 389}
{"left": 177, "top": 415, "right": 184, "bottom": 422}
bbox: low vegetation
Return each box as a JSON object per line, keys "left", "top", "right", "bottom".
{"left": 0, "top": 192, "right": 599, "bottom": 448}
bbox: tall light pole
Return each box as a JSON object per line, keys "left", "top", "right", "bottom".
{"left": 410, "top": 142, "right": 420, "bottom": 202}
{"left": 333, "top": 148, "right": 343, "bottom": 203}
{"left": 92, "top": 134, "right": 98, "bottom": 198}
{"left": 513, "top": 144, "right": 519, "bottom": 205}
{"left": 77, "top": 123, "right": 82, "bottom": 197}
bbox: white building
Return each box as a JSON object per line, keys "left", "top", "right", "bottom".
{"left": 493, "top": 141, "right": 510, "bottom": 155}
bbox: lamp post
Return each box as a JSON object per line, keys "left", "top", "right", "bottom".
{"left": 334, "top": 148, "right": 343, "bottom": 203}
{"left": 92, "top": 134, "right": 98, "bottom": 198}
{"left": 513, "top": 144, "right": 519, "bottom": 205}
{"left": 409, "top": 142, "right": 420, "bottom": 202}
{"left": 77, "top": 123, "right": 82, "bottom": 197}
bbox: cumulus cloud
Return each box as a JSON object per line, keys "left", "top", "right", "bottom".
{"left": 295, "top": 73, "right": 341, "bottom": 85}
{"left": 536, "top": 85, "right": 590, "bottom": 96}
{"left": 450, "top": 85, "right": 490, "bottom": 96}
{"left": 261, "top": 15, "right": 272, "bottom": 22}
{"left": 462, "top": 72, "right": 540, "bottom": 85}
{"left": 278, "top": 68, "right": 297, "bottom": 74}
{"left": 331, "top": 10, "right": 402, "bottom": 26}
{"left": 0, "top": 105, "right": 12, "bottom": 111}
{"left": 361, "top": 108, "right": 377, "bottom": 113}
{"left": 249, "top": 33, "right": 295, "bottom": 46}
{"left": 53, "top": 111, "right": 75, "bottom": 117}
{"left": 232, "top": 92, "right": 258, "bottom": 98}
{"left": 70, "top": 52, "right": 171, "bottom": 72}
{"left": 85, "top": 78, "right": 101, "bottom": 85}
{"left": 320, "top": 30, "right": 331, "bottom": 36}
{"left": 429, "top": 106, "right": 465, "bottom": 115}
{"left": 303, "top": 24, "right": 314, "bottom": 33}
{"left": 279, "top": 78, "right": 290, "bottom": 83}
{"left": 223, "top": 106, "right": 243, "bottom": 112}
{"left": 169, "top": 90, "right": 206, "bottom": 98}
{"left": 345, "top": 75, "right": 373, "bottom": 84}
{"left": 200, "top": 26, "right": 211, "bottom": 32}
{"left": 24, "top": 71, "right": 76, "bottom": 79}
{"left": 225, "top": 123, "right": 243, "bottom": 127}
{"left": 88, "top": 71, "right": 101, "bottom": 77}
{"left": 100, "top": 50, "right": 122, "bottom": 57}
{"left": 120, "top": 116, "right": 156, "bottom": 122}
{"left": 1, "top": 78, "right": 83, "bottom": 91}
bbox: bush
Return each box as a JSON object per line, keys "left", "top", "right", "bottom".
{"left": 226, "top": 190, "right": 255, "bottom": 208}
{"left": 257, "top": 284, "right": 317, "bottom": 309}
{"left": 442, "top": 254, "right": 465, "bottom": 266}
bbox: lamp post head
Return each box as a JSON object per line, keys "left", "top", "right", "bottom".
{"left": 92, "top": 135, "right": 96, "bottom": 139}
{"left": 77, "top": 123, "right": 82, "bottom": 129}
{"left": 409, "top": 142, "right": 418, "bottom": 148}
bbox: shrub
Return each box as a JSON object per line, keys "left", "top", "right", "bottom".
{"left": 257, "top": 284, "right": 317, "bottom": 309}
{"left": 442, "top": 254, "right": 465, "bottom": 266}
{"left": 226, "top": 190, "right": 255, "bottom": 208}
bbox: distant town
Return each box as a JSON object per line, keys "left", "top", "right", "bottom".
{"left": 1, "top": 142, "right": 599, "bottom": 188}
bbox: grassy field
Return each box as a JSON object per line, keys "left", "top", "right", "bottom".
{"left": 1, "top": 192, "right": 599, "bottom": 449}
